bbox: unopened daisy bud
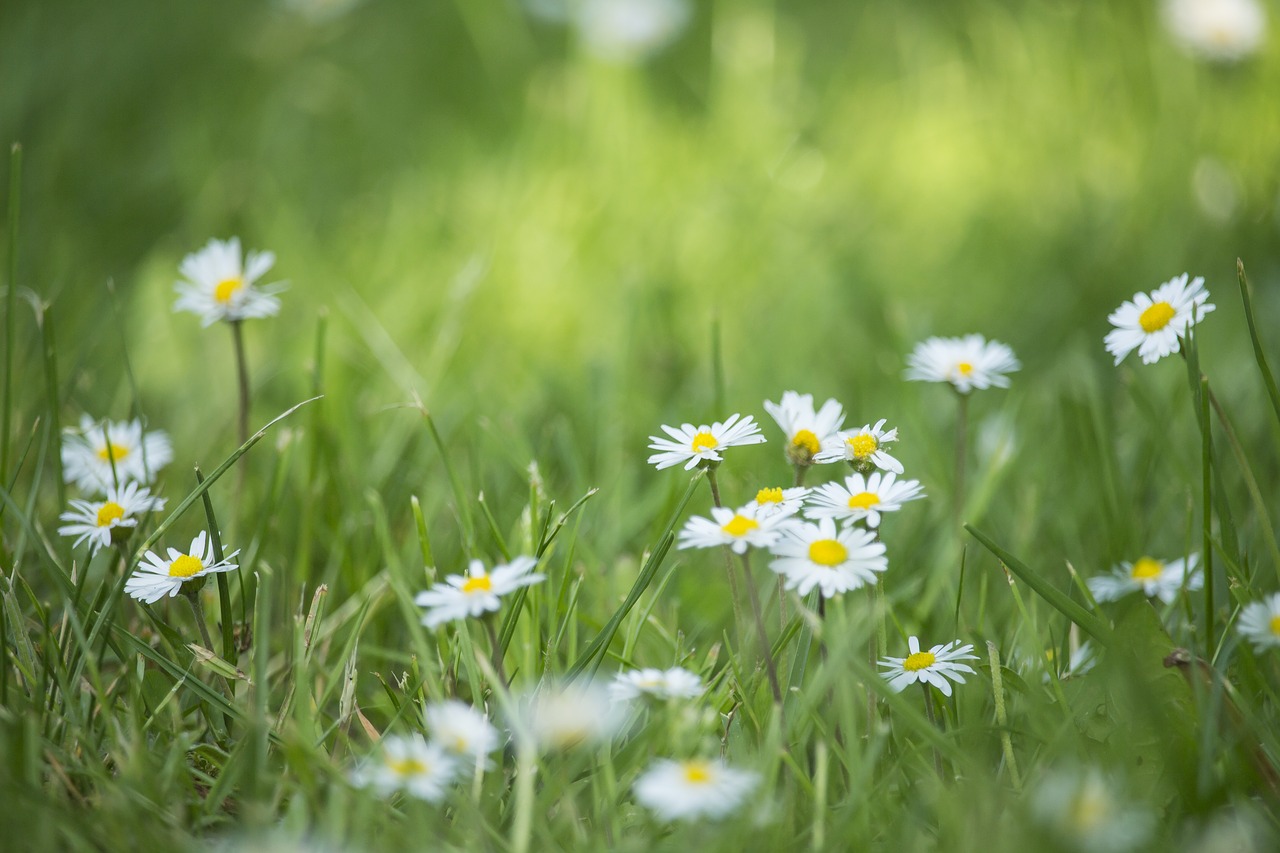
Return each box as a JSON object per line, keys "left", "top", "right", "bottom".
{"left": 58, "top": 482, "right": 166, "bottom": 555}
{"left": 763, "top": 391, "right": 845, "bottom": 468}
{"left": 646, "top": 413, "right": 766, "bottom": 471}
{"left": 1086, "top": 554, "right": 1202, "bottom": 604}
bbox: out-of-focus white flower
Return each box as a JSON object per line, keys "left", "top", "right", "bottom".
{"left": 750, "top": 486, "right": 808, "bottom": 518}
{"left": 1031, "top": 767, "right": 1154, "bottom": 853}
{"left": 633, "top": 757, "right": 758, "bottom": 821}
{"left": 878, "top": 637, "right": 978, "bottom": 697}
{"left": 62, "top": 415, "right": 172, "bottom": 494}
{"left": 803, "top": 471, "right": 924, "bottom": 529}
{"left": 905, "top": 334, "right": 1021, "bottom": 393}
{"left": 58, "top": 482, "right": 166, "bottom": 555}
{"left": 1238, "top": 593, "right": 1280, "bottom": 653}
{"left": 677, "top": 503, "right": 799, "bottom": 554}
{"left": 1087, "top": 555, "right": 1202, "bottom": 604}
{"left": 513, "top": 683, "right": 624, "bottom": 751}
{"left": 609, "top": 666, "right": 703, "bottom": 702}
{"left": 174, "top": 237, "right": 284, "bottom": 326}
{"left": 575, "top": 0, "right": 690, "bottom": 63}
{"left": 647, "top": 413, "right": 766, "bottom": 471}
{"left": 424, "top": 700, "right": 501, "bottom": 769}
{"left": 814, "top": 419, "right": 903, "bottom": 474}
{"left": 351, "top": 735, "right": 457, "bottom": 801}
{"left": 1104, "top": 273, "right": 1215, "bottom": 366}
{"left": 124, "top": 532, "right": 239, "bottom": 604}
{"left": 763, "top": 391, "right": 845, "bottom": 468}
{"left": 1164, "top": 0, "right": 1266, "bottom": 62}
{"left": 415, "top": 557, "right": 545, "bottom": 629}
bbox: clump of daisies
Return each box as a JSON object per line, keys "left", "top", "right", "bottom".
{"left": 174, "top": 237, "right": 284, "bottom": 327}
{"left": 61, "top": 415, "right": 172, "bottom": 494}
{"left": 58, "top": 481, "right": 166, "bottom": 555}
{"left": 1087, "top": 554, "right": 1203, "bottom": 604}
{"left": 632, "top": 757, "right": 759, "bottom": 822}
{"left": 1104, "top": 273, "right": 1215, "bottom": 366}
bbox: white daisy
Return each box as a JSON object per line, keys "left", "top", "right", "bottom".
{"left": 750, "top": 486, "right": 809, "bottom": 518}
{"left": 814, "top": 419, "right": 903, "bottom": 474}
{"left": 1031, "top": 767, "right": 1154, "bottom": 853}
{"left": 768, "top": 518, "right": 887, "bottom": 599}
{"left": 174, "top": 237, "right": 284, "bottom": 327}
{"left": 803, "top": 471, "right": 925, "bottom": 529}
{"left": 646, "top": 413, "right": 766, "bottom": 471}
{"left": 1086, "top": 555, "right": 1202, "bottom": 605}
{"left": 424, "top": 700, "right": 501, "bottom": 769}
{"left": 61, "top": 414, "right": 173, "bottom": 494}
{"left": 514, "top": 683, "right": 623, "bottom": 751}
{"left": 1237, "top": 593, "right": 1280, "bottom": 652}
{"left": 763, "top": 391, "right": 846, "bottom": 468}
{"left": 677, "top": 503, "right": 799, "bottom": 554}
{"left": 575, "top": 0, "right": 690, "bottom": 63}
{"left": 57, "top": 482, "right": 166, "bottom": 555}
{"left": 1042, "top": 640, "right": 1098, "bottom": 683}
{"left": 904, "top": 334, "right": 1021, "bottom": 393}
{"left": 351, "top": 734, "right": 457, "bottom": 802}
{"left": 633, "top": 758, "right": 758, "bottom": 821}
{"left": 1104, "top": 273, "right": 1215, "bottom": 366}
{"left": 1164, "top": 0, "right": 1266, "bottom": 62}
{"left": 609, "top": 666, "right": 704, "bottom": 703}
{"left": 124, "top": 531, "right": 240, "bottom": 604}
{"left": 415, "top": 556, "right": 544, "bottom": 629}
{"left": 878, "top": 636, "right": 978, "bottom": 697}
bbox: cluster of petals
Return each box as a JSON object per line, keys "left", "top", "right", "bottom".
{"left": 1237, "top": 593, "right": 1280, "bottom": 652}
{"left": 763, "top": 391, "right": 845, "bottom": 467}
{"left": 878, "top": 637, "right": 978, "bottom": 697}
{"left": 124, "top": 531, "right": 240, "bottom": 604}
{"left": 646, "top": 413, "right": 766, "bottom": 471}
{"left": 632, "top": 757, "right": 758, "bottom": 821}
{"left": 814, "top": 419, "right": 903, "bottom": 474}
{"left": 415, "top": 556, "right": 544, "bottom": 629}
{"left": 804, "top": 471, "right": 925, "bottom": 529}
{"left": 61, "top": 415, "right": 173, "bottom": 495}
{"left": 58, "top": 481, "right": 166, "bottom": 555}
{"left": 1104, "top": 273, "right": 1214, "bottom": 365}
{"left": 1086, "top": 554, "right": 1202, "bottom": 604}
{"left": 768, "top": 518, "right": 887, "bottom": 599}
{"left": 677, "top": 503, "right": 800, "bottom": 554}
{"left": 904, "top": 334, "right": 1020, "bottom": 393}
{"left": 174, "top": 236, "right": 284, "bottom": 326}
{"left": 609, "top": 666, "right": 703, "bottom": 702}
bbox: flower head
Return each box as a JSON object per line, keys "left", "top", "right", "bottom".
{"left": 61, "top": 415, "right": 173, "bottom": 494}
{"left": 351, "top": 734, "right": 456, "bottom": 801}
{"left": 677, "top": 503, "right": 799, "bottom": 554}
{"left": 1237, "top": 593, "right": 1280, "bottom": 653}
{"left": 609, "top": 666, "right": 703, "bottom": 703}
{"left": 814, "top": 419, "right": 903, "bottom": 474}
{"left": 803, "top": 471, "right": 925, "bottom": 529}
{"left": 424, "top": 700, "right": 501, "bottom": 768}
{"left": 879, "top": 636, "right": 978, "bottom": 697}
{"left": 124, "top": 532, "right": 240, "bottom": 604}
{"left": 513, "top": 683, "right": 623, "bottom": 751}
{"left": 1104, "top": 274, "right": 1215, "bottom": 365}
{"left": 905, "top": 334, "right": 1020, "bottom": 393}
{"left": 415, "top": 556, "right": 544, "bottom": 629}
{"left": 633, "top": 758, "right": 759, "bottom": 821}
{"left": 1087, "top": 554, "right": 1202, "bottom": 604}
{"left": 58, "top": 482, "right": 166, "bottom": 555}
{"left": 647, "top": 413, "right": 766, "bottom": 471}
{"left": 575, "top": 0, "right": 690, "bottom": 63}
{"left": 1164, "top": 0, "right": 1266, "bottom": 62}
{"left": 750, "top": 486, "right": 809, "bottom": 518}
{"left": 1031, "top": 767, "right": 1154, "bottom": 853}
{"left": 174, "top": 237, "right": 284, "bottom": 326}
{"left": 763, "top": 391, "right": 845, "bottom": 467}
{"left": 768, "top": 518, "right": 887, "bottom": 599}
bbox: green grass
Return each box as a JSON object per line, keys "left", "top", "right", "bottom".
{"left": 3, "top": 0, "right": 1280, "bottom": 849}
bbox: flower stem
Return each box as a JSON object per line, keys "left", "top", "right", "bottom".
{"left": 483, "top": 616, "right": 508, "bottom": 687}
{"left": 230, "top": 320, "right": 251, "bottom": 449}
{"left": 186, "top": 591, "right": 217, "bottom": 655}
{"left": 954, "top": 391, "right": 969, "bottom": 531}
{"left": 920, "top": 683, "right": 945, "bottom": 779}
{"left": 739, "top": 551, "right": 782, "bottom": 707}
{"left": 987, "top": 641, "right": 1022, "bottom": 792}
{"left": 705, "top": 467, "right": 745, "bottom": 640}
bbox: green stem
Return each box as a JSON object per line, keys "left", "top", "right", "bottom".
{"left": 739, "top": 551, "right": 782, "bottom": 707}
{"left": 705, "top": 467, "right": 745, "bottom": 639}
{"left": 230, "top": 320, "right": 251, "bottom": 450}
{"left": 483, "top": 616, "right": 508, "bottom": 687}
{"left": 1, "top": 143, "right": 21, "bottom": 486}
{"left": 920, "top": 683, "right": 945, "bottom": 778}
{"left": 1200, "top": 374, "right": 1213, "bottom": 649}
{"left": 954, "top": 391, "right": 969, "bottom": 530}
{"left": 987, "top": 641, "right": 1021, "bottom": 792}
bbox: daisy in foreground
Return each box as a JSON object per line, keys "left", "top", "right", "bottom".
{"left": 763, "top": 391, "right": 845, "bottom": 468}
{"left": 351, "top": 735, "right": 456, "bottom": 802}
{"left": 814, "top": 419, "right": 903, "bottom": 474}
{"left": 904, "top": 334, "right": 1021, "bottom": 393}
{"left": 768, "top": 518, "right": 887, "bottom": 598}
{"left": 416, "top": 557, "right": 543, "bottom": 629}
{"left": 633, "top": 758, "right": 759, "bottom": 821}
{"left": 646, "top": 413, "right": 765, "bottom": 471}
{"left": 1237, "top": 593, "right": 1280, "bottom": 652}
{"left": 1104, "top": 273, "right": 1215, "bottom": 365}
{"left": 804, "top": 471, "right": 924, "bottom": 529}
{"left": 879, "top": 637, "right": 978, "bottom": 697}
{"left": 1031, "top": 767, "right": 1153, "bottom": 853}
{"left": 1086, "top": 554, "right": 1202, "bottom": 604}
{"left": 61, "top": 415, "right": 173, "bottom": 494}
{"left": 58, "top": 482, "right": 166, "bottom": 555}
{"left": 677, "top": 503, "right": 798, "bottom": 554}
{"left": 425, "top": 700, "right": 501, "bottom": 769}
{"left": 609, "top": 666, "right": 703, "bottom": 702}
{"left": 124, "top": 531, "right": 239, "bottom": 603}
{"left": 174, "top": 236, "right": 284, "bottom": 326}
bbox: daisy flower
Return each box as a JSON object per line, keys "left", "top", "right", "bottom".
{"left": 174, "top": 237, "right": 284, "bottom": 327}
{"left": 1104, "top": 273, "right": 1215, "bottom": 365}
{"left": 904, "top": 334, "right": 1021, "bottom": 393}
{"left": 814, "top": 419, "right": 903, "bottom": 474}
{"left": 1086, "top": 554, "right": 1202, "bottom": 604}
{"left": 609, "top": 666, "right": 703, "bottom": 702}
{"left": 1164, "top": 0, "right": 1266, "bottom": 62}
{"left": 750, "top": 486, "right": 809, "bottom": 518}
{"left": 61, "top": 415, "right": 173, "bottom": 494}
{"left": 57, "top": 482, "right": 166, "bottom": 555}
{"left": 879, "top": 636, "right": 978, "bottom": 697}
{"left": 415, "top": 556, "right": 544, "bottom": 629}
{"left": 514, "top": 683, "right": 623, "bottom": 751}
{"left": 768, "top": 518, "right": 887, "bottom": 599}
{"left": 1031, "top": 767, "right": 1154, "bottom": 853}
{"left": 647, "top": 413, "right": 766, "bottom": 471}
{"left": 633, "top": 757, "right": 758, "bottom": 821}
{"left": 1237, "top": 593, "right": 1280, "bottom": 652}
{"left": 351, "top": 735, "right": 457, "bottom": 802}
{"left": 575, "top": 0, "right": 690, "bottom": 63}
{"left": 677, "top": 503, "right": 799, "bottom": 554}
{"left": 803, "top": 471, "right": 925, "bottom": 529}
{"left": 425, "top": 700, "right": 501, "bottom": 769}
{"left": 124, "top": 531, "right": 240, "bottom": 604}
{"left": 763, "top": 391, "right": 845, "bottom": 468}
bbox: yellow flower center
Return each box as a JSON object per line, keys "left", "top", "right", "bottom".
{"left": 213, "top": 276, "right": 244, "bottom": 304}
{"left": 808, "top": 539, "right": 848, "bottom": 567}
{"left": 756, "top": 487, "right": 784, "bottom": 504}
{"left": 1269, "top": 616, "right": 1280, "bottom": 637}
{"left": 956, "top": 361, "right": 974, "bottom": 376}
{"left": 847, "top": 491, "right": 879, "bottom": 510}
{"left": 169, "top": 554, "right": 205, "bottom": 578}
{"left": 690, "top": 431, "right": 718, "bottom": 453}
{"left": 1129, "top": 557, "right": 1163, "bottom": 581}
{"left": 903, "top": 651, "right": 936, "bottom": 672}
{"left": 96, "top": 442, "right": 130, "bottom": 462}
{"left": 791, "top": 429, "right": 821, "bottom": 456}
{"left": 387, "top": 757, "right": 427, "bottom": 776}
{"left": 722, "top": 514, "right": 760, "bottom": 537}
{"left": 847, "top": 434, "right": 877, "bottom": 459}
{"left": 1138, "top": 301, "right": 1176, "bottom": 333}
{"left": 1070, "top": 788, "right": 1108, "bottom": 832}
{"left": 96, "top": 501, "right": 126, "bottom": 527}
{"left": 682, "top": 761, "right": 712, "bottom": 785}
{"left": 462, "top": 574, "right": 494, "bottom": 594}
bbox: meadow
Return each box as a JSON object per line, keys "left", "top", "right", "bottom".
{"left": 2, "top": 0, "right": 1280, "bottom": 850}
